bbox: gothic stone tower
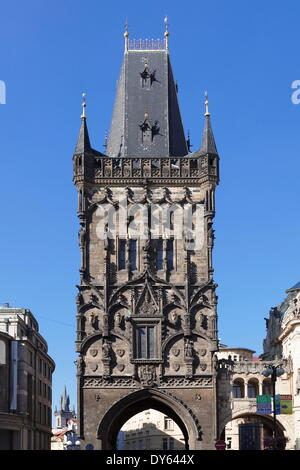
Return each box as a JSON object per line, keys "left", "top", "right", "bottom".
{"left": 73, "top": 27, "right": 220, "bottom": 450}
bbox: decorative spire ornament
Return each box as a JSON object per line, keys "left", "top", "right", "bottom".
{"left": 124, "top": 19, "right": 129, "bottom": 52}
{"left": 164, "top": 16, "right": 169, "bottom": 50}
{"left": 204, "top": 91, "right": 210, "bottom": 117}
{"left": 81, "top": 93, "right": 87, "bottom": 118}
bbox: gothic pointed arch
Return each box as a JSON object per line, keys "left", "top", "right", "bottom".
{"left": 97, "top": 388, "right": 201, "bottom": 449}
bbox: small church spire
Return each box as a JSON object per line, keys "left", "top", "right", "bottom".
{"left": 200, "top": 92, "right": 218, "bottom": 155}
{"left": 75, "top": 93, "right": 92, "bottom": 154}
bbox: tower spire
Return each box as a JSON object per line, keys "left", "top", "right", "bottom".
{"left": 74, "top": 93, "right": 92, "bottom": 154}
{"left": 200, "top": 92, "right": 218, "bottom": 155}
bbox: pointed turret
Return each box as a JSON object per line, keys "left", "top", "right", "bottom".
{"left": 200, "top": 93, "right": 218, "bottom": 156}
{"left": 74, "top": 93, "right": 92, "bottom": 155}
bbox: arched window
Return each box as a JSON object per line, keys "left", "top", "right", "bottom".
{"left": 118, "top": 239, "right": 126, "bottom": 270}
{"left": 262, "top": 378, "right": 272, "bottom": 396}
{"left": 156, "top": 239, "right": 163, "bottom": 270}
{"left": 129, "top": 240, "right": 137, "bottom": 271}
{"left": 247, "top": 379, "right": 259, "bottom": 398}
{"left": 232, "top": 379, "right": 244, "bottom": 398}
{"left": 166, "top": 239, "right": 174, "bottom": 271}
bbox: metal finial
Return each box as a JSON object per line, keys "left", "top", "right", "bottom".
{"left": 81, "top": 93, "right": 87, "bottom": 118}
{"left": 124, "top": 19, "right": 129, "bottom": 51}
{"left": 164, "top": 16, "right": 169, "bottom": 49}
{"left": 204, "top": 91, "right": 210, "bottom": 116}
{"left": 103, "top": 130, "right": 108, "bottom": 152}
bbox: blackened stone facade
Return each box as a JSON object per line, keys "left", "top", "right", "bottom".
{"left": 73, "top": 31, "right": 220, "bottom": 450}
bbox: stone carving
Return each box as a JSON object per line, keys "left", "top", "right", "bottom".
{"left": 199, "top": 363, "right": 207, "bottom": 372}
{"left": 102, "top": 339, "right": 111, "bottom": 358}
{"left": 115, "top": 311, "right": 123, "bottom": 327}
{"left": 171, "top": 311, "right": 180, "bottom": 324}
{"left": 91, "top": 364, "right": 98, "bottom": 372}
{"left": 184, "top": 338, "right": 194, "bottom": 358}
{"left": 117, "top": 364, "right": 125, "bottom": 372}
{"left": 89, "top": 293, "right": 99, "bottom": 305}
{"left": 95, "top": 393, "right": 101, "bottom": 402}
{"left": 90, "top": 348, "right": 98, "bottom": 357}
{"left": 173, "top": 363, "right": 180, "bottom": 372}
{"left": 139, "top": 365, "right": 157, "bottom": 386}
{"left": 90, "top": 312, "right": 99, "bottom": 330}
{"left": 172, "top": 348, "right": 180, "bottom": 357}
{"left": 116, "top": 349, "right": 125, "bottom": 357}
{"left": 78, "top": 225, "right": 86, "bottom": 247}
{"left": 161, "top": 377, "right": 213, "bottom": 387}
{"left": 195, "top": 394, "right": 202, "bottom": 400}
{"left": 76, "top": 292, "right": 84, "bottom": 307}
{"left": 199, "top": 349, "right": 207, "bottom": 357}
{"left": 83, "top": 377, "right": 137, "bottom": 388}
{"left": 76, "top": 355, "right": 85, "bottom": 375}
{"left": 185, "top": 364, "right": 193, "bottom": 379}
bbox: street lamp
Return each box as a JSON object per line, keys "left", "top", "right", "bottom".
{"left": 262, "top": 364, "right": 285, "bottom": 439}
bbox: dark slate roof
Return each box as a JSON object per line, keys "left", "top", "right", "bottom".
{"left": 189, "top": 113, "right": 218, "bottom": 158}
{"left": 74, "top": 117, "right": 106, "bottom": 156}
{"left": 107, "top": 50, "right": 188, "bottom": 158}
{"left": 286, "top": 281, "right": 300, "bottom": 292}
{"left": 74, "top": 117, "right": 91, "bottom": 154}
{"left": 200, "top": 114, "right": 218, "bottom": 155}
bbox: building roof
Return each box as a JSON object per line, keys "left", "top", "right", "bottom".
{"left": 107, "top": 47, "right": 188, "bottom": 158}
{"left": 286, "top": 281, "right": 300, "bottom": 293}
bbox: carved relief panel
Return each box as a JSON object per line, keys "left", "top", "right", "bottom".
{"left": 163, "top": 335, "right": 185, "bottom": 376}
{"left": 85, "top": 339, "right": 104, "bottom": 375}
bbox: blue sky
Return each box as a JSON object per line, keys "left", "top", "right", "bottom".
{"left": 1, "top": 0, "right": 300, "bottom": 419}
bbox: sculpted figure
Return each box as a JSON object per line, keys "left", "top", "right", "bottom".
{"left": 102, "top": 339, "right": 111, "bottom": 358}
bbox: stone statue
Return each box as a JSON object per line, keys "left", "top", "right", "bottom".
{"left": 116, "top": 311, "right": 123, "bottom": 327}
{"left": 76, "top": 355, "right": 85, "bottom": 375}
{"left": 76, "top": 292, "right": 83, "bottom": 307}
{"left": 78, "top": 226, "right": 86, "bottom": 247}
{"left": 171, "top": 311, "right": 179, "bottom": 324}
{"left": 102, "top": 340, "right": 111, "bottom": 358}
{"left": 185, "top": 338, "right": 193, "bottom": 358}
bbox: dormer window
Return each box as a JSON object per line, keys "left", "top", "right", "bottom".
{"left": 139, "top": 113, "right": 160, "bottom": 146}
{"left": 140, "top": 63, "right": 156, "bottom": 88}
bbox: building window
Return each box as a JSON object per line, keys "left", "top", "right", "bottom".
{"left": 118, "top": 239, "right": 126, "bottom": 270}
{"left": 262, "top": 379, "right": 272, "bottom": 395}
{"left": 136, "top": 326, "right": 156, "bottom": 359}
{"left": 39, "top": 380, "right": 42, "bottom": 395}
{"left": 247, "top": 379, "right": 259, "bottom": 398}
{"left": 163, "top": 437, "right": 174, "bottom": 450}
{"left": 156, "top": 239, "right": 163, "bottom": 270}
{"left": 129, "top": 239, "right": 137, "bottom": 270}
{"left": 164, "top": 417, "right": 174, "bottom": 430}
{"left": 166, "top": 239, "right": 174, "bottom": 270}
{"left": 233, "top": 379, "right": 244, "bottom": 398}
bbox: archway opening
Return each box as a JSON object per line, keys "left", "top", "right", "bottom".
{"left": 117, "top": 409, "right": 186, "bottom": 450}
{"left": 97, "top": 390, "right": 193, "bottom": 450}
{"left": 221, "top": 413, "right": 285, "bottom": 450}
